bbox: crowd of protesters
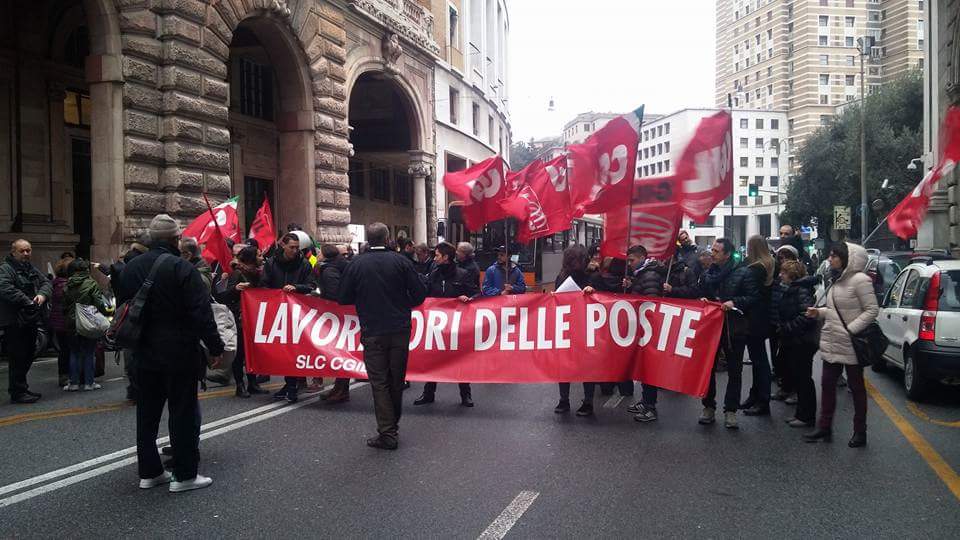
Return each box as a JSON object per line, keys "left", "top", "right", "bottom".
{"left": 0, "top": 216, "right": 879, "bottom": 490}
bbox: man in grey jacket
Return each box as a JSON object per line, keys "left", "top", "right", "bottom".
{"left": 0, "top": 240, "right": 52, "bottom": 404}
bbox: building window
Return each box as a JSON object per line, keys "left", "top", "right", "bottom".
{"left": 657, "top": 162, "right": 663, "bottom": 174}
{"left": 869, "top": 11, "right": 880, "bottom": 22}
{"left": 819, "top": 74, "right": 830, "bottom": 85}
{"left": 740, "top": 118, "right": 749, "bottom": 129}
{"left": 664, "top": 159, "right": 670, "bottom": 171}
{"left": 771, "top": 195, "right": 779, "bottom": 204}
{"left": 847, "top": 55, "right": 856, "bottom": 66}
{"left": 756, "top": 157, "right": 764, "bottom": 168}
{"left": 740, "top": 157, "right": 749, "bottom": 167}
{"left": 847, "top": 0, "right": 855, "bottom": 6}
{"left": 845, "top": 36, "right": 855, "bottom": 47}
{"left": 238, "top": 57, "right": 274, "bottom": 121}
{"left": 846, "top": 74, "right": 855, "bottom": 86}
{"left": 770, "top": 119, "right": 779, "bottom": 129}
{"left": 472, "top": 102, "right": 480, "bottom": 135}
{"left": 820, "top": 114, "right": 832, "bottom": 126}
{"left": 370, "top": 168, "right": 391, "bottom": 202}
{"left": 740, "top": 195, "right": 749, "bottom": 206}
{"left": 820, "top": 95, "right": 829, "bottom": 104}
{"left": 819, "top": 15, "right": 828, "bottom": 27}
{"left": 771, "top": 137, "right": 780, "bottom": 149}
{"left": 771, "top": 157, "right": 779, "bottom": 168}
{"left": 664, "top": 141, "right": 670, "bottom": 153}
{"left": 846, "top": 94, "right": 855, "bottom": 102}
{"left": 739, "top": 176, "right": 749, "bottom": 187}
{"left": 767, "top": 84, "right": 773, "bottom": 96}
{"left": 771, "top": 175, "right": 779, "bottom": 187}
{"left": 818, "top": 35, "right": 828, "bottom": 46}
{"left": 755, "top": 175, "right": 764, "bottom": 186}
{"left": 583, "top": 123, "right": 592, "bottom": 132}
{"left": 756, "top": 118, "right": 764, "bottom": 129}
{"left": 767, "top": 66, "right": 772, "bottom": 77}
{"left": 820, "top": 54, "right": 829, "bottom": 65}
{"left": 63, "top": 90, "right": 91, "bottom": 127}
{"left": 665, "top": 122, "right": 670, "bottom": 134}
{"left": 657, "top": 125, "right": 663, "bottom": 136}
{"left": 488, "top": 115, "right": 495, "bottom": 145}
{"left": 449, "top": 87, "right": 459, "bottom": 124}
{"left": 740, "top": 137, "right": 749, "bottom": 149}
{"left": 348, "top": 159, "right": 365, "bottom": 197}
{"left": 657, "top": 143, "right": 663, "bottom": 155}
{"left": 757, "top": 195, "right": 764, "bottom": 205}
{"left": 755, "top": 137, "right": 764, "bottom": 149}
{"left": 845, "top": 16, "right": 855, "bottom": 27}
{"left": 448, "top": 6, "right": 459, "bottom": 49}
{"left": 393, "top": 173, "right": 412, "bottom": 206}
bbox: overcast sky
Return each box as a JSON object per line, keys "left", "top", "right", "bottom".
{"left": 508, "top": 0, "right": 716, "bottom": 141}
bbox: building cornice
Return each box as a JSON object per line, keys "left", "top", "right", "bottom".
{"left": 347, "top": 0, "right": 441, "bottom": 58}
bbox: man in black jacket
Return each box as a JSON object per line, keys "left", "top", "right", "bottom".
{"left": 339, "top": 222, "right": 427, "bottom": 450}
{"left": 117, "top": 214, "right": 224, "bottom": 493}
{"left": 455, "top": 242, "right": 480, "bottom": 289}
{"left": 317, "top": 244, "right": 352, "bottom": 403}
{"left": 622, "top": 245, "right": 667, "bottom": 422}
{"left": 414, "top": 242, "right": 479, "bottom": 407}
{"left": 697, "top": 238, "right": 763, "bottom": 430}
{"left": 0, "top": 239, "right": 52, "bottom": 404}
{"left": 263, "top": 233, "right": 316, "bottom": 403}
{"left": 779, "top": 225, "right": 813, "bottom": 275}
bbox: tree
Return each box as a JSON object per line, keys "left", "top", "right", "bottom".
{"left": 509, "top": 138, "right": 556, "bottom": 170}
{"left": 783, "top": 72, "right": 923, "bottom": 241}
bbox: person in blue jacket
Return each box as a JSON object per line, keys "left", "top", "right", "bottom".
{"left": 482, "top": 246, "right": 526, "bottom": 296}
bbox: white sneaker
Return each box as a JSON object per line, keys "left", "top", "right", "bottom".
{"left": 169, "top": 474, "right": 213, "bottom": 493}
{"left": 63, "top": 384, "right": 80, "bottom": 392}
{"left": 82, "top": 383, "right": 102, "bottom": 391}
{"left": 139, "top": 471, "right": 173, "bottom": 489}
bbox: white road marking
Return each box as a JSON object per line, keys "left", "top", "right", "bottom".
{"left": 103, "top": 377, "right": 125, "bottom": 382}
{"left": 0, "top": 382, "right": 365, "bottom": 508}
{"left": 603, "top": 395, "right": 624, "bottom": 409}
{"left": 478, "top": 490, "right": 540, "bottom": 540}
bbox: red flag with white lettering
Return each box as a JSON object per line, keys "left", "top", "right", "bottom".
{"left": 248, "top": 196, "right": 276, "bottom": 250}
{"left": 443, "top": 156, "right": 509, "bottom": 231}
{"left": 601, "top": 176, "right": 683, "bottom": 260}
{"left": 500, "top": 156, "right": 575, "bottom": 243}
{"left": 182, "top": 196, "right": 242, "bottom": 244}
{"left": 888, "top": 106, "right": 960, "bottom": 239}
{"left": 673, "top": 111, "right": 733, "bottom": 223}
{"left": 567, "top": 116, "right": 639, "bottom": 216}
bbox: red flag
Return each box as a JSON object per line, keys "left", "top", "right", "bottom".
{"left": 199, "top": 193, "right": 234, "bottom": 272}
{"left": 601, "top": 176, "right": 683, "bottom": 261}
{"left": 567, "top": 116, "right": 639, "bottom": 216}
{"left": 443, "top": 156, "right": 509, "bottom": 231}
{"left": 248, "top": 196, "right": 276, "bottom": 249}
{"left": 673, "top": 111, "right": 734, "bottom": 222}
{"left": 182, "top": 196, "right": 242, "bottom": 244}
{"left": 513, "top": 155, "right": 575, "bottom": 243}
{"left": 888, "top": 106, "right": 960, "bottom": 239}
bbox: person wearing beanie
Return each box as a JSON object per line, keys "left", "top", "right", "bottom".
{"left": 116, "top": 213, "right": 225, "bottom": 493}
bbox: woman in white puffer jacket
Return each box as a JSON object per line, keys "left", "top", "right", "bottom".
{"left": 803, "top": 242, "right": 878, "bottom": 448}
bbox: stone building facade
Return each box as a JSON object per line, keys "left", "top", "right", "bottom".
{"left": 0, "top": 0, "right": 442, "bottom": 270}
{"left": 925, "top": 0, "right": 958, "bottom": 253}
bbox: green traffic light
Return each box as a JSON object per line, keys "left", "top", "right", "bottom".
{"left": 748, "top": 184, "right": 759, "bottom": 197}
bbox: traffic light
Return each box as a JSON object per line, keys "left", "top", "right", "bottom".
{"left": 748, "top": 184, "right": 759, "bottom": 197}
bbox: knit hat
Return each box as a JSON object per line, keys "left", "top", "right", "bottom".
{"left": 776, "top": 245, "right": 799, "bottom": 259}
{"left": 148, "top": 214, "right": 181, "bottom": 240}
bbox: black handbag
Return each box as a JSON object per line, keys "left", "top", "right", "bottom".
{"left": 832, "top": 289, "right": 888, "bottom": 367}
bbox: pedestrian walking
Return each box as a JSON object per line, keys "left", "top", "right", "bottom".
{"left": 263, "top": 233, "right": 316, "bottom": 403}
{"left": 49, "top": 253, "right": 75, "bottom": 387}
{"left": 697, "top": 237, "right": 764, "bottom": 429}
{"left": 804, "top": 242, "right": 878, "bottom": 448}
{"left": 414, "top": 242, "right": 479, "bottom": 407}
{"left": 553, "top": 245, "right": 591, "bottom": 414}
{"left": 775, "top": 260, "right": 819, "bottom": 427}
{"left": 315, "top": 243, "right": 352, "bottom": 403}
{"left": 738, "top": 235, "right": 775, "bottom": 417}
{"left": 62, "top": 258, "right": 112, "bottom": 391}
{"left": 482, "top": 246, "right": 526, "bottom": 296}
{"left": 117, "top": 214, "right": 224, "bottom": 492}
{"left": 0, "top": 239, "right": 52, "bottom": 404}
{"left": 338, "top": 222, "right": 427, "bottom": 450}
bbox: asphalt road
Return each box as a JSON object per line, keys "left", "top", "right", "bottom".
{"left": 1, "top": 352, "right": 959, "bottom": 539}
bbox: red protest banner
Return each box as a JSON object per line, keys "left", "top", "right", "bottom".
{"left": 240, "top": 289, "right": 723, "bottom": 397}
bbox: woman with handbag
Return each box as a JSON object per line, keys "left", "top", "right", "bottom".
{"left": 804, "top": 242, "right": 879, "bottom": 447}
{"left": 63, "top": 259, "right": 113, "bottom": 391}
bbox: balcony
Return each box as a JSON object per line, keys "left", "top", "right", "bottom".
{"left": 348, "top": 0, "right": 440, "bottom": 57}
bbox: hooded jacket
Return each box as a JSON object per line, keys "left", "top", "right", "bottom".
{"left": 813, "top": 242, "right": 879, "bottom": 365}
{"left": 63, "top": 270, "right": 111, "bottom": 334}
{"left": 0, "top": 255, "right": 52, "bottom": 328}
{"left": 628, "top": 259, "right": 666, "bottom": 297}
{"left": 316, "top": 255, "right": 349, "bottom": 301}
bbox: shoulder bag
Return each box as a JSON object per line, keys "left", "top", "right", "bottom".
{"left": 831, "top": 288, "right": 888, "bottom": 367}
{"left": 104, "top": 254, "right": 174, "bottom": 350}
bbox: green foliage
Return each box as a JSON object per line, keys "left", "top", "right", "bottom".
{"left": 784, "top": 71, "right": 923, "bottom": 239}
{"left": 509, "top": 140, "right": 548, "bottom": 170}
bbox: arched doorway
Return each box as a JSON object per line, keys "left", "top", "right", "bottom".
{"left": 347, "top": 71, "right": 431, "bottom": 245}
{"left": 227, "top": 16, "right": 315, "bottom": 238}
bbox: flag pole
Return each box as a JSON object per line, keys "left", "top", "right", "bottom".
{"left": 623, "top": 106, "right": 646, "bottom": 292}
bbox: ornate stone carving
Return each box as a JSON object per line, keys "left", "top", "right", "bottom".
{"left": 267, "top": 0, "right": 292, "bottom": 20}
{"left": 408, "top": 161, "right": 432, "bottom": 177}
{"left": 382, "top": 33, "right": 403, "bottom": 65}
{"left": 348, "top": 0, "right": 441, "bottom": 57}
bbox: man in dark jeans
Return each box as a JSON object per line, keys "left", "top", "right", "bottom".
{"left": 117, "top": 214, "right": 224, "bottom": 493}
{"left": 338, "top": 222, "right": 426, "bottom": 450}
{"left": 0, "top": 239, "right": 52, "bottom": 404}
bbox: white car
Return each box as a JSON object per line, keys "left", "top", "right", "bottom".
{"left": 876, "top": 259, "right": 960, "bottom": 400}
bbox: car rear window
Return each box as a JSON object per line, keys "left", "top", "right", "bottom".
{"left": 941, "top": 271, "right": 960, "bottom": 312}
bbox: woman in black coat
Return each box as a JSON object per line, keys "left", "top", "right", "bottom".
{"left": 553, "top": 245, "right": 591, "bottom": 414}
{"left": 776, "top": 260, "right": 819, "bottom": 427}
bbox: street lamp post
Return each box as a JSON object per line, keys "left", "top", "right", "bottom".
{"left": 857, "top": 37, "right": 872, "bottom": 243}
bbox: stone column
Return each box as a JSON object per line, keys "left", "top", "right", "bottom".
{"left": 409, "top": 151, "right": 434, "bottom": 244}
{"left": 86, "top": 53, "right": 125, "bottom": 263}
{"left": 46, "top": 83, "right": 67, "bottom": 224}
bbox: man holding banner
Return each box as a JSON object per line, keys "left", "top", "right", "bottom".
{"left": 338, "top": 223, "right": 427, "bottom": 450}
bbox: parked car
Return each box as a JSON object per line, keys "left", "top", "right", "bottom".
{"left": 876, "top": 259, "right": 960, "bottom": 400}
{"left": 865, "top": 252, "right": 902, "bottom": 304}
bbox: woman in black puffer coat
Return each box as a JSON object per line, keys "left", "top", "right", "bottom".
{"left": 553, "top": 245, "right": 592, "bottom": 414}
{"left": 776, "top": 260, "right": 819, "bottom": 427}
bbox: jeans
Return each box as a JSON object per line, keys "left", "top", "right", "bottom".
{"left": 787, "top": 342, "right": 817, "bottom": 423}
{"left": 362, "top": 332, "right": 411, "bottom": 443}
{"left": 558, "top": 382, "right": 570, "bottom": 401}
{"left": 702, "top": 335, "right": 745, "bottom": 412}
{"left": 819, "top": 361, "right": 867, "bottom": 433}
{"left": 641, "top": 384, "right": 659, "bottom": 408}
{"left": 56, "top": 331, "right": 71, "bottom": 380}
{"left": 422, "top": 381, "right": 471, "bottom": 398}
{"left": 582, "top": 382, "right": 597, "bottom": 401}
{"left": 745, "top": 336, "right": 771, "bottom": 406}
{"left": 136, "top": 367, "right": 201, "bottom": 482}
{"left": 69, "top": 335, "right": 97, "bottom": 386}
{"left": 4, "top": 325, "right": 38, "bottom": 397}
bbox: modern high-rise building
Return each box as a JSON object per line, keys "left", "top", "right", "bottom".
{"left": 715, "top": 0, "right": 924, "bottom": 165}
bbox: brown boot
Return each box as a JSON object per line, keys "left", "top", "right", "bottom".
{"left": 325, "top": 387, "right": 350, "bottom": 404}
